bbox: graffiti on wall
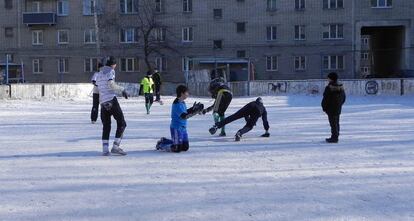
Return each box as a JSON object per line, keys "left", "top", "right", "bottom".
{"left": 268, "top": 82, "right": 287, "bottom": 93}
{"left": 365, "top": 81, "right": 379, "bottom": 95}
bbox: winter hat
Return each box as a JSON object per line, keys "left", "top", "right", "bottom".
{"left": 327, "top": 72, "right": 338, "bottom": 82}
{"left": 105, "top": 56, "right": 117, "bottom": 66}
{"left": 256, "top": 97, "right": 263, "bottom": 104}
{"left": 146, "top": 70, "right": 153, "bottom": 76}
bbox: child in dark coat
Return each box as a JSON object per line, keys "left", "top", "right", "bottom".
{"left": 321, "top": 72, "right": 346, "bottom": 143}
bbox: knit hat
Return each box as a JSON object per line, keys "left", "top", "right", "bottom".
{"left": 256, "top": 97, "right": 263, "bottom": 104}
{"left": 327, "top": 72, "right": 338, "bottom": 82}
{"left": 146, "top": 70, "right": 153, "bottom": 76}
{"left": 105, "top": 56, "right": 117, "bottom": 66}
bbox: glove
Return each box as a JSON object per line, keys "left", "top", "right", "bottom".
{"left": 192, "top": 102, "right": 204, "bottom": 113}
{"left": 122, "top": 90, "right": 129, "bottom": 99}
{"left": 201, "top": 109, "right": 208, "bottom": 115}
{"left": 261, "top": 131, "right": 270, "bottom": 137}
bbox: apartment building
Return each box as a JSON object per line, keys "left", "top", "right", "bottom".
{"left": 0, "top": 0, "right": 413, "bottom": 83}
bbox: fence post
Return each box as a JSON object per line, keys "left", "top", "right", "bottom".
{"left": 401, "top": 79, "right": 404, "bottom": 96}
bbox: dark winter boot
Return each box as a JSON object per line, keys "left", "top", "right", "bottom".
{"left": 235, "top": 132, "right": 242, "bottom": 142}
{"left": 325, "top": 138, "right": 338, "bottom": 143}
{"left": 209, "top": 126, "right": 218, "bottom": 135}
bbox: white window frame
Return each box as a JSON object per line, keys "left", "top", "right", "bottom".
{"left": 267, "top": 0, "right": 277, "bottom": 11}
{"left": 294, "top": 56, "right": 307, "bottom": 71}
{"left": 84, "top": 58, "right": 99, "bottom": 72}
{"left": 294, "top": 25, "right": 306, "bottom": 40}
{"left": 32, "top": 30, "right": 43, "bottom": 45}
{"left": 57, "top": 30, "right": 69, "bottom": 44}
{"left": 155, "top": 56, "right": 167, "bottom": 72}
{"left": 361, "top": 66, "right": 371, "bottom": 75}
{"left": 295, "top": 0, "right": 305, "bottom": 10}
{"left": 323, "top": 0, "right": 343, "bottom": 9}
{"left": 361, "top": 52, "right": 369, "bottom": 60}
{"left": 266, "top": 26, "right": 277, "bottom": 41}
{"left": 182, "top": 27, "right": 193, "bottom": 42}
{"left": 120, "top": 58, "right": 139, "bottom": 72}
{"left": 182, "top": 57, "right": 194, "bottom": 71}
{"left": 83, "top": 0, "right": 100, "bottom": 15}
{"left": 33, "top": 59, "right": 43, "bottom": 74}
{"left": 154, "top": 27, "right": 166, "bottom": 42}
{"left": 155, "top": 0, "right": 163, "bottom": 13}
{"left": 362, "top": 37, "right": 370, "bottom": 45}
{"left": 57, "top": 0, "right": 69, "bottom": 16}
{"left": 120, "top": 0, "right": 138, "bottom": 14}
{"left": 84, "top": 29, "right": 96, "bottom": 44}
{"left": 323, "top": 24, "right": 344, "bottom": 40}
{"left": 183, "top": 0, "right": 192, "bottom": 13}
{"left": 371, "top": 0, "right": 392, "bottom": 8}
{"left": 323, "top": 55, "right": 345, "bottom": 70}
{"left": 58, "top": 58, "right": 69, "bottom": 73}
{"left": 32, "top": 1, "right": 41, "bottom": 12}
{"left": 266, "top": 56, "right": 278, "bottom": 71}
{"left": 120, "top": 28, "right": 137, "bottom": 43}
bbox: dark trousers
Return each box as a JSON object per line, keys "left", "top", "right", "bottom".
{"left": 154, "top": 85, "right": 161, "bottom": 101}
{"left": 328, "top": 115, "right": 340, "bottom": 140}
{"left": 214, "top": 92, "right": 232, "bottom": 117}
{"left": 91, "top": 93, "right": 99, "bottom": 122}
{"left": 101, "top": 97, "right": 127, "bottom": 140}
{"left": 145, "top": 93, "right": 154, "bottom": 105}
{"left": 216, "top": 106, "right": 259, "bottom": 136}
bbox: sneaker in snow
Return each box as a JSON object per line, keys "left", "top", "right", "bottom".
{"left": 326, "top": 138, "right": 338, "bottom": 143}
{"left": 219, "top": 132, "right": 226, "bottom": 137}
{"left": 235, "top": 132, "right": 242, "bottom": 142}
{"left": 91, "top": 121, "right": 96, "bottom": 124}
{"left": 111, "top": 147, "right": 127, "bottom": 155}
{"left": 156, "top": 137, "right": 167, "bottom": 150}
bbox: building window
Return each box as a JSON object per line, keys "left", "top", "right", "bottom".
{"left": 183, "top": 0, "right": 192, "bottom": 13}
{"left": 58, "top": 30, "right": 69, "bottom": 44}
{"left": 294, "top": 25, "right": 306, "bottom": 40}
{"left": 57, "top": 0, "right": 69, "bottom": 16}
{"left": 295, "top": 0, "right": 305, "bottom": 10}
{"left": 84, "top": 29, "right": 96, "bottom": 44}
{"left": 155, "top": 56, "right": 167, "bottom": 71}
{"left": 120, "top": 28, "right": 138, "bottom": 43}
{"left": 5, "top": 0, "right": 13, "bottom": 9}
{"left": 85, "top": 58, "right": 99, "bottom": 72}
{"left": 32, "top": 1, "right": 41, "bottom": 12}
{"left": 4, "top": 27, "right": 13, "bottom": 38}
{"left": 294, "top": 56, "right": 306, "bottom": 71}
{"left": 361, "top": 52, "right": 369, "bottom": 60}
{"left": 323, "top": 0, "right": 343, "bottom": 9}
{"left": 323, "top": 24, "right": 344, "bottom": 39}
{"left": 32, "top": 30, "right": 43, "bottom": 45}
{"left": 155, "top": 0, "right": 163, "bottom": 12}
{"left": 214, "top": 8, "right": 222, "bottom": 19}
{"left": 236, "top": 22, "right": 246, "bottom": 33}
{"left": 213, "top": 40, "right": 223, "bottom": 49}
{"left": 266, "top": 26, "right": 277, "bottom": 41}
{"left": 371, "top": 0, "right": 392, "bottom": 8}
{"left": 267, "top": 0, "right": 277, "bottom": 11}
{"left": 361, "top": 67, "right": 371, "bottom": 75}
{"left": 58, "top": 58, "right": 69, "bottom": 73}
{"left": 120, "top": 0, "right": 138, "bottom": 14}
{"left": 182, "top": 27, "right": 193, "bottom": 42}
{"left": 362, "top": 36, "right": 370, "bottom": 46}
{"left": 83, "top": 0, "right": 101, "bottom": 15}
{"left": 237, "top": 50, "right": 246, "bottom": 58}
{"left": 120, "top": 58, "right": 139, "bottom": 72}
{"left": 33, "top": 59, "right": 43, "bottom": 74}
{"left": 154, "top": 27, "right": 166, "bottom": 42}
{"left": 182, "top": 57, "right": 194, "bottom": 71}
{"left": 266, "top": 56, "right": 278, "bottom": 71}
{"left": 323, "top": 55, "right": 344, "bottom": 70}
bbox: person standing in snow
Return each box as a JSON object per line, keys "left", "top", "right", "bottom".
{"left": 321, "top": 72, "right": 346, "bottom": 143}
{"left": 209, "top": 97, "right": 270, "bottom": 141}
{"left": 152, "top": 69, "right": 162, "bottom": 103}
{"left": 139, "top": 71, "right": 155, "bottom": 114}
{"left": 95, "top": 56, "right": 129, "bottom": 156}
{"left": 156, "top": 85, "right": 204, "bottom": 153}
{"left": 202, "top": 78, "right": 233, "bottom": 136}
{"left": 90, "top": 62, "right": 104, "bottom": 124}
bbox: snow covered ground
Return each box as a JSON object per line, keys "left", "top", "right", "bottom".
{"left": 0, "top": 95, "right": 413, "bottom": 221}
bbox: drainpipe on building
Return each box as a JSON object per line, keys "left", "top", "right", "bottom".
{"left": 351, "top": 0, "right": 356, "bottom": 79}
{"left": 17, "top": 0, "right": 21, "bottom": 49}
{"left": 247, "top": 57, "right": 251, "bottom": 96}
{"left": 5, "top": 54, "right": 10, "bottom": 85}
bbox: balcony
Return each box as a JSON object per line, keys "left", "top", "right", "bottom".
{"left": 23, "top": 12, "right": 56, "bottom": 26}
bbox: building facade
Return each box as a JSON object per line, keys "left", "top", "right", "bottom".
{"left": 0, "top": 0, "right": 413, "bottom": 83}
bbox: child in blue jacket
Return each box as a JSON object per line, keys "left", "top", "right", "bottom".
{"left": 156, "top": 85, "right": 204, "bottom": 153}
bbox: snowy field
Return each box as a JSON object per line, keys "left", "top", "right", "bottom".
{"left": 0, "top": 95, "right": 414, "bottom": 221}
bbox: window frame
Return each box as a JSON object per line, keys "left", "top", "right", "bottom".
{"left": 155, "top": 56, "right": 167, "bottom": 72}
{"left": 267, "top": 0, "right": 277, "bottom": 11}
{"left": 323, "top": 55, "right": 345, "bottom": 70}
{"left": 266, "top": 55, "right": 278, "bottom": 71}
{"left": 294, "top": 56, "right": 307, "bottom": 71}
{"left": 32, "top": 30, "right": 43, "bottom": 45}
{"left": 323, "top": 24, "right": 344, "bottom": 40}
{"left": 323, "top": 0, "right": 344, "bottom": 9}
{"left": 294, "top": 25, "right": 306, "bottom": 40}
{"left": 57, "top": 29, "right": 69, "bottom": 44}
{"left": 33, "top": 59, "right": 43, "bottom": 74}
{"left": 84, "top": 58, "right": 99, "bottom": 72}
{"left": 371, "top": 0, "right": 392, "bottom": 8}
{"left": 57, "top": 0, "right": 69, "bottom": 16}
{"left": 183, "top": 0, "right": 192, "bottom": 13}
{"left": 266, "top": 26, "right": 277, "bottom": 41}
{"left": 58, "top": 58, "right": 69, "bottom": 73}
{"left": 295, "top": 0, "right": 305, "bottom": 10}
{"left": 84, "top": 29, "right": 97, "bottom": 44}
{"left": 182, "top": 27, "right": 193, "bottom": 42}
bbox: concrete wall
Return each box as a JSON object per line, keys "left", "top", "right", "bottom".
{"left": 0, "top": 85, "right": 10, "bottom": 99}
{"left": 2, "top": 79, "right": 413, "bottom": 100}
